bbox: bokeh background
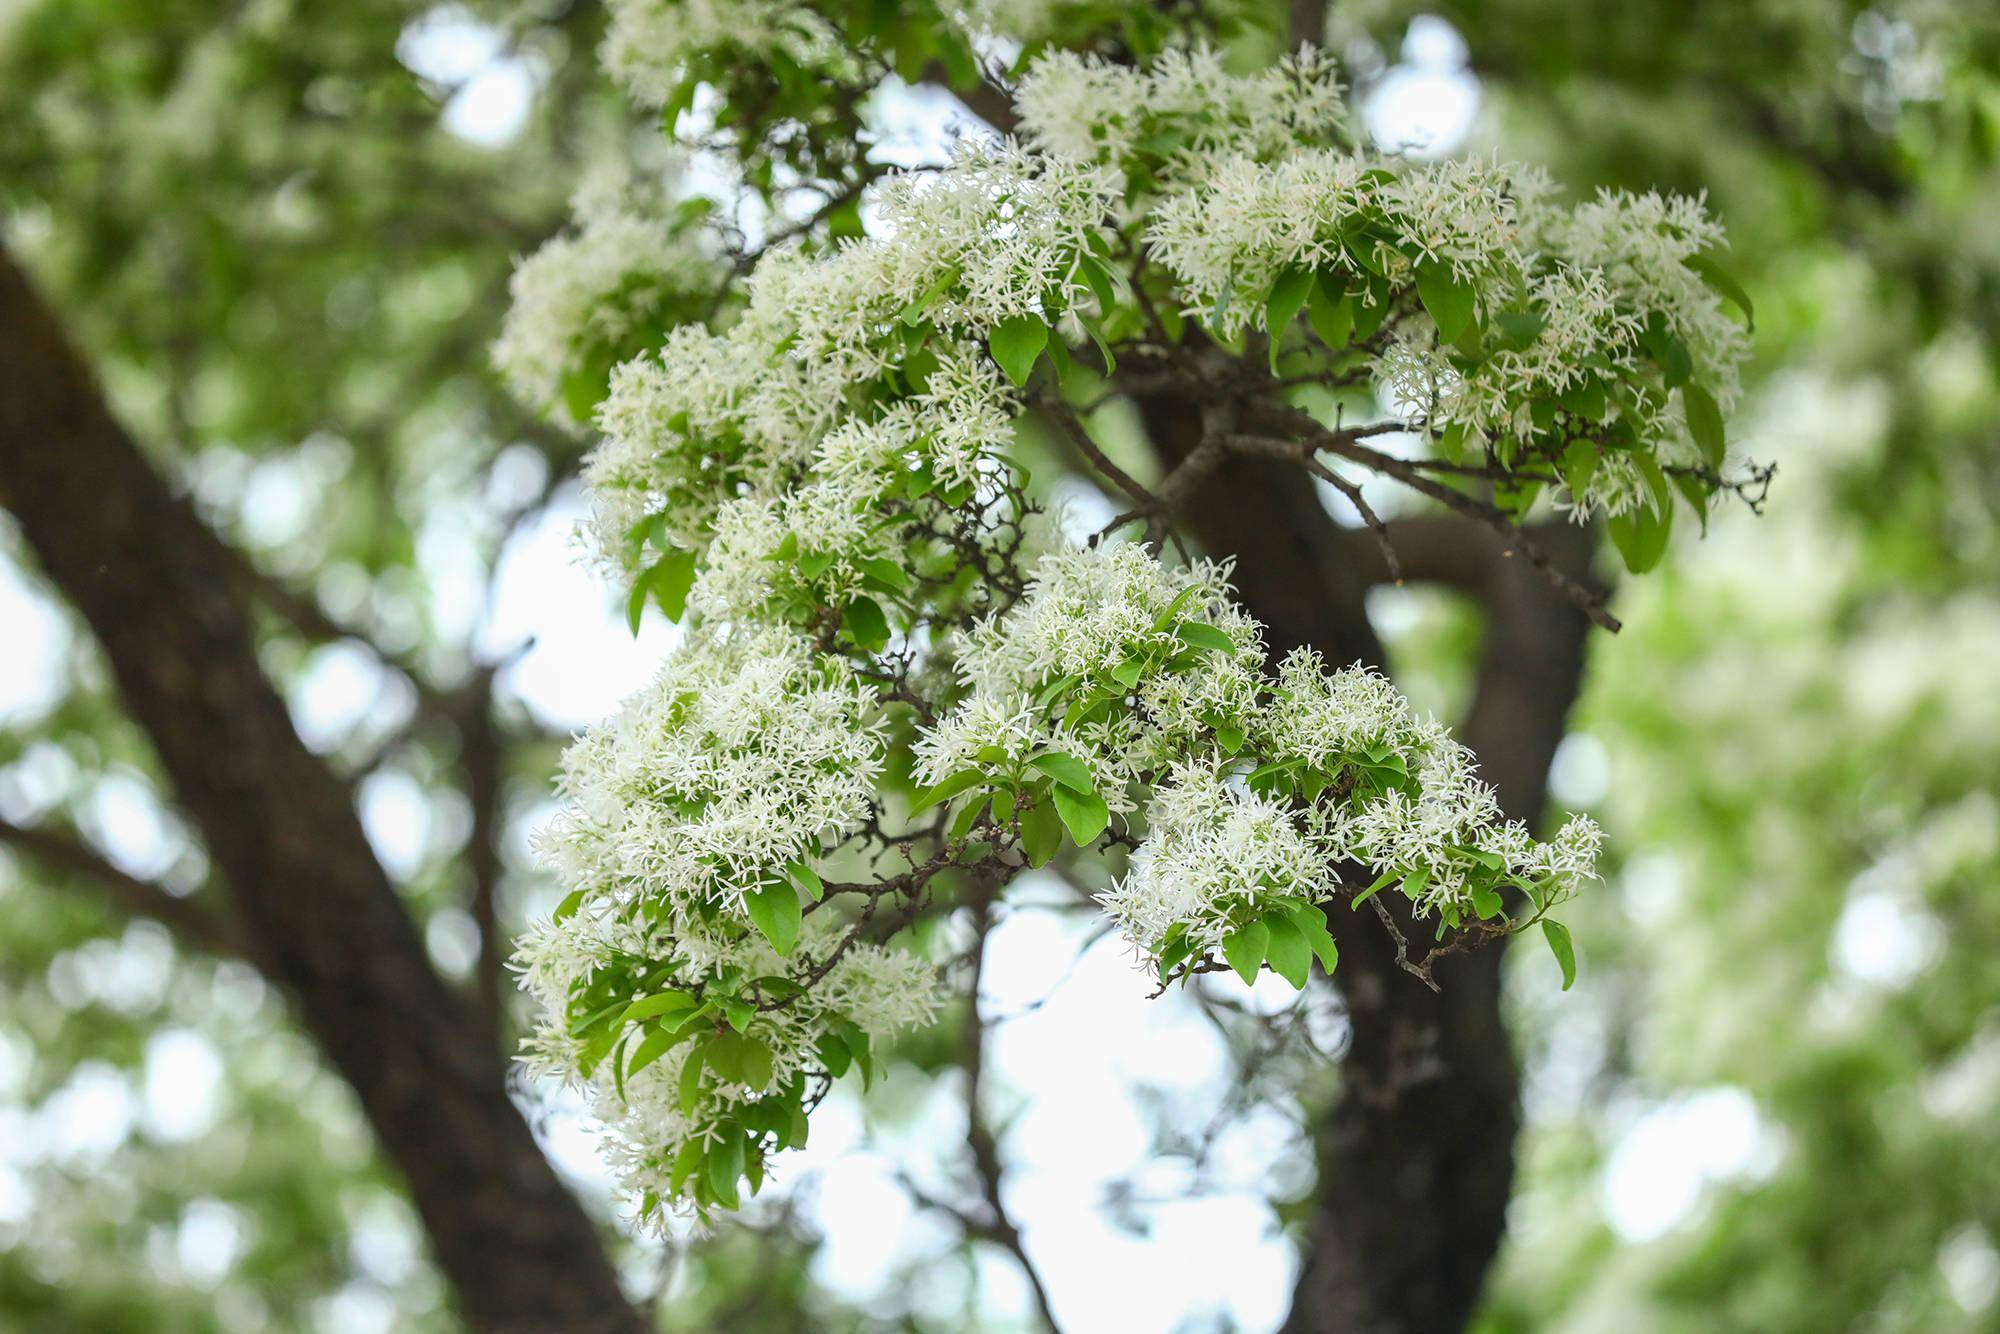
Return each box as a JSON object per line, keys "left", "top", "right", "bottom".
{"left": 3, "top": 1, "right": 1998, "bottom": 1330}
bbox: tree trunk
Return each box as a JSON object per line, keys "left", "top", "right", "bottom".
{"left": 1282, "top": 524, "right": 1597, "bottom": 1334}
{"left": 1138, "top": 390, "right": 1599, "bottom": 1333}
{"left": 0, "top": 250, "right": 642, "bottom": 1334}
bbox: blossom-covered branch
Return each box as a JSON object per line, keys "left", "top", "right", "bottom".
{"left": 496, "top": 34, "right": 1759, "bottom": 1227}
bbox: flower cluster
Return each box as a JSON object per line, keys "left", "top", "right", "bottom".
{"left": 492, "top": 171, "right": 713, "bottom": 423}
{"left": 1096, "top": 764, "right": 1331, "bottom": 960}
{"left": 1261, "top": 651, "right": 1601, "bottom": 921}
{"left": 1006, "top": 48, "right": 1751, "bottom": 523}
{"left": 582, "top": 141, "right": 1111, "bottom": 581}
{"left": 1016, "top": 46, "right": 1351, "bottom": 179}
{"left": 536, "top": 629, "right": 884, "bottom": 941}
{"left": 921, "top": 543, "right": 1601, "bottom": 978}
{"left": 516, "top": 911, "right": 938, "bottom": 1224}
{"left": 522, "top": 626, "right": 946, "bottom": 1224}
{"left": 503, "top": 27, "right": 1703, "bottom": 1225}
{"left": 602, "top": 0, "right": 844, "bottom": 113}
{"left": 915, "top": 543, "right": 1265, "bottom": 800}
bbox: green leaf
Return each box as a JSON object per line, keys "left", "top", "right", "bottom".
{"left": 797, "top": 549, "right": 835, "bottom": 580}
{"left": 677, "top": 1044, "right": 707, "bottom": 1114}
{"left": 1045, "top": 335, "right": 1073, "bottom": 387}
{"left": 1215, "top": 724, "right": 1245, "bottom": 755}
{"left": 1263, "top": 914, "right": 1311, "bottom": 989}
{"left": 1608, "top": 502, "right": 1673, "bottom": 574}
{"left": 1021, "top": 797, "right": 1063, "bottom": 868}
{"left": 1033, "top": 672, "right": 1082, "bottom": 709}
{"left": 1150, "top": 584, "right": 1203, "bottom": 630}
{"left": 652, "top": 548, "right": 698, "bottom": 624}
{"left": 1415, "top": 261, "right": 1476, "bottom": 343}
{"left": 843, "top": 595, "right": 890, "bottom": 654}
{"left": 625, "top": 575, "right": 649, "bottom": 636}
{"left": 1635, "top": 451, "right": 1675, "bottom": 512}
{"left": 1674, "top": 470, "right": 1712, "bottom": 534}
{"left": 669, "top": 1140, "right": 704, "bottom": 1194}
{"left": 1173, "top": 621, "right": 1237, "bottom": 654}
{"left": 1682, "top": 253, "right": 1754, "bottom": 328}
{"left": 1264, "top": 266, "right": 1314, "bottom": 369}
{"left": 1559, "top": 377, "right": 1607, "bottom": 422}
{"left": 1028, "top": 751, "right": 1096, "bottom": 794}
{"left": 744, "top": 879, "right": 802, "bottom": 955}
{"left": 561, "top": 361, "right": 610, "bottom": 423}
{"left": 1086, "top": 324, "right": 1118, "bottom": 376}
{"left": 816, "top": 1032, "right": 852, "bottom": 1078}
{"left": 915, "top": 771, "right": 985, "bottom": 816}
{"left": 1541, "top": 919, "right": 1577, "bottom": 991}
{"left": 988, "top": 314, "right": 1048, "bottom": 388}
{"left": 1307, "top": 279, "right": 1353, "bottom": 351}
{"left": 1078, "top": 254, "right": 1120, "bottom": 315}
{"left": 1560, "top": 440, "right": 1600, "bottom": 499}
{"left": 1470, "top": 884, "right": 1504, "bottom": 920}
{"left": 1493, "top": 310, "right": 1546, "bottom": 347}
{"left": 1155, "top": 923, "right": 1192, "bottom": 981}
{"left": 1681, "top": 382, "right": 1726, "bottom": 469}
{"left": 948, "top": 794, "right": 989, "bottom": 839}
{"left": 709, "top": 1032, "right": 775, "bottom": 1089}
{"left": 568, "top": 997, "right": 626, "bottom": 1039}
{"left": 1286, "top": 902, "right": 1339, "bottom": 974}
{"left": 831, "top": 1020, "right": 873, "bottom": 1089}
{"left": 1351, "top": 866, "right": 1398, "bottom": 909}
{"left": 900, "top": 264, "right": 960, "bottom": 326}
{"left": 620, "top": 991, "right": 698, "bottom": 1027}
{"left": 784, "top": 859, "right": 824, "bottom": 902}
{"left": 854, "top": 556, "right": 909, "bottom": 591}
{"left": 1109, "top": 658, "right": 1144, "bottom": 689}
{"left": 708, "top": 1131, "right": 744, "bottom": 1209}
{"left": 1658, "top": 334, "right": 1693, "bottom": 389}
{"left": 1222, "top": 920, "right": 1270, "bottom": 986}
{"left": 552, "top": 888, "right": 587, "bottom": 923}
{"left": 1050, "top": 785, "right": 1110, "bottom": 845}
{"left": 626, "top": 1023, "right": 695, "bottom": 1080}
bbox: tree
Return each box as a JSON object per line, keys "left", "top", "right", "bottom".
{"left": 1, "top": 2, "right": 1993, "bottom": 1332}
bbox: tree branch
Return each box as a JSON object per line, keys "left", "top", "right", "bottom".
{"left": 0, "top": 247, "right": 642, "bottom": 1334}
{"left": 957, "top": 890, "right": 1060, "bottom": 1331}
{"left": 460, "top": 670, "right": 508, "bottom": 1047}
{"left": 1230, "top": 402, "right": 1622, "bottom": 631}
{"left": 921, "top": 63, "right": 1021, "bottom": 137}
{"left": 0, "top": 814, "right": 254, "bottom": 962}
{"left": 1282, "top": 523, "right": 1602, "bottom": 1334}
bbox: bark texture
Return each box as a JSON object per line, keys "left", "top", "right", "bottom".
{"left": 1140, "top": 390, "right": 1600, "bottom": 1334}
{"left": 1281, "top": 523, "right": 1597, "bottom": 1334}
{"left": 0, "top": 250, "right": 643, "bottom": 1334}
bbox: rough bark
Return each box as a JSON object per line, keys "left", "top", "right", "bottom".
{"left": 1137, "top": 390, "right": 1600, "bottom": 1333}
{"left": 1282, "top": 524, "right": 1598, "bottom": 1334}
{"left": 0, "top": 250, "right": 642, "bottom": 1334}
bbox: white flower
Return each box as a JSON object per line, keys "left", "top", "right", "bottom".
{"left": 536, "top": 628, "right": 885, "bottom": 938}
{"left": 1098, "top": 764, "right": 1330, "bottom": 958}
{"left": 493, "top": 171, "right": 713, "bottom": 418}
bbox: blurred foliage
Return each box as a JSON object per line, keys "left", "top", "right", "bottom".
{"left": 0, "top": 0, "right": 625, "bottom": 1327}
{"left": 1, "top": 0, "right": 1998, "bottom": 1329}
{"left": 1403, "top": 2, "right": 2000, "bottom": 1329}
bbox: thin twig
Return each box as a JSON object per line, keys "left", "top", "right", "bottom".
{"left": 0, "top": 814, "right": 252, "bottom": 961}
